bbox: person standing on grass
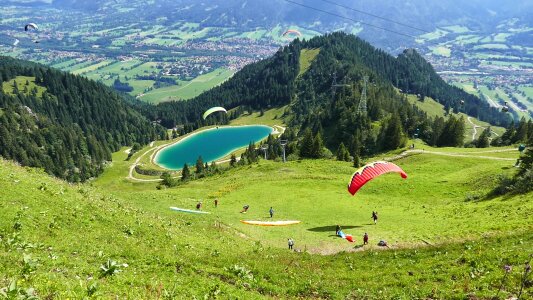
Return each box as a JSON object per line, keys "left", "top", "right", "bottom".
{"left": 214, "top": 199, "right": 218, "bottom": 208}
{"left": 269, "top": 207, "right": 274, "bottom": 218}
{"left": 288, "top": 238, "right": 294, "bottom": 250}
{"left": 196, "top": 202, "right": 202, "bottom": 210}
{"left": 363, "top": 232, "right": 369, "bottom": 245}
{"left": 372, "top": 211, "right": 378, "bottom": 224}
{"left": 335, "top": 225, "right": 341, "bottom": 236}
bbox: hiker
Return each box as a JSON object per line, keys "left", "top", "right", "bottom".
{"left": 363, "top": 232, "right": 369, "bottom": 245}
{"left": 214, "top": 199, "right": 218, "bottom": 207}
{"left": 288, "top": 238, "right": 294, "bottom": 250}
{"left": 240, "top": 205, "right": 249, "bottom": 213}
{"left": 269, "top": 207, "right": 274, "bottom": 218}
{"left": 372, "top": 211, "right": 378, "bottom": 224}
{"left": 335, "top": 225, "right": 341, "bottom": 236}
{"left": 196, "top": 202, "right": 202, "bottom": 210}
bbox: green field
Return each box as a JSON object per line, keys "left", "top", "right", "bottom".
{"left": 139, "top": 68, "right": 235, "bottom": 103}
{"left": 229, "top": 106, "right": 288, "bottom": 127}
{"left": 473, "top": 43, "right": 509, "bottom": 50}
{"left": 429, "top": 46, "right": 451, "bottom": 57}
{"left": 417, "top": 29, "right": 448, "bottom": 42}
{"left": 71, "top": 60, "right": 114, "bottom": 75}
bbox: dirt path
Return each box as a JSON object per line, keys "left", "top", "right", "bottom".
{"left": 272, "top": 125, "right": 286, "bottom": 135}
{"left": 467, "top": 117, "right": 479, "bottom": 141}
{"left": 385, "top": 149, "right": 515, "bottom": 162}
{"left": 127, "top": 145, "right": 164, "bottom": 182}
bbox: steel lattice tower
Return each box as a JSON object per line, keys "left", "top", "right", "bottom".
{"left": 357, "top": 76, "right": 369, "bottom": 115}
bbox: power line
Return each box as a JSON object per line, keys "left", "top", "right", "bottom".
{"left": 317, "top": 0, "right": 431, "bottom": 33}
{"left": 283, "top": 0, "right": 421, "bottom": 41}
{"left": 283, "top": 0, "right": 514, "bottom": 59}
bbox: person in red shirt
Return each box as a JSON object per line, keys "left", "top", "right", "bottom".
{"left": 363, "top": 232, "right": 369, "bottom": 245}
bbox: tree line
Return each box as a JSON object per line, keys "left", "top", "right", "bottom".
{"left": 0, "top": 57, "right": 166, "bottom": 182}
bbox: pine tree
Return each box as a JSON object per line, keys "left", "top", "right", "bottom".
{"left": 230, "top": 153, "right": 237, "bottom": 167}
{"left": 353, "top": 153, "right": 361, "bottom": 168}
{"left": 311, "top": 132, "right": 324, "bottom": 158}
{"left": 336, "top": 142, "right": 349, "bottom": 161}
{"left": 476, "top": 127, "right": 491, "bottom": 148}
{"left": 299, "top": 129, "right": 314, "bottom": 158}
{"left": 195, "top": 156, "right": 204, "bottom": 174}
{"left": 181, "top": 163, "right": 190, "bottom": 181}
{"left": 381, "top": 115, "right": 405, "bottom": 151}
{"left": 160, "top": 172, "right": 175, "bottom": 187}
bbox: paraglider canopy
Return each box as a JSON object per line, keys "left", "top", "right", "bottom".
{"left": 202, "top": 106, "right": 227, "bottom": 120}
{"left": 282, "top": 29, "right": 302, "bottom": 37}
{"left": 347, "top": 161, "right": 407, "bottom": 196}
{"left": 24, "top": 23, "right": 38, "bottom": 31}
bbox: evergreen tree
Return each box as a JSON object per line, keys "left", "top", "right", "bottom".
{"left": 311, "top": 132, "right": 324, "bottom": 158}
{"left": 230, "top": 153, "right": 237, "bottom": 167}
{"left": 336, "top": 142, "right": 350, "bottom": 161}
{"left": 476, "top": 127, "right": 491, "bottom": 148}
{"left": 195, "top": 156, "right": 204, "bottom": 174}
{"left": 181, "top": 163, "right": 190, "bottom": 181}
{"left": 381, "top": 115, "right": 405, "bottom": 151}
{"left": 299, "top": 129, "right": 314, "bottom": 158}
{"left": 160, "top": 172, "right": 175, "bottom": 187}
{"left": 353, "top": 153, "right": 361, "bottom": 168}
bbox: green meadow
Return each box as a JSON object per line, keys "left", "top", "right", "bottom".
{"left": 139, "top": 68, "right": 235, "bottom": 103}
{"left": 1, "top": 140, "right": 531, "bottom": 298}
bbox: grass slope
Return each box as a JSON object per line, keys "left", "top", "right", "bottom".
{"left": 2, "top": 76, "right": 46, "bottom": 98}
{"left": 298, "top": 48, "right": 320, "bottom": 78}
{"left": 2, "top": 147, "right": 532, "bottom": 298}
{"left": 405, "top": 94, "right": 506, "bottom": 139}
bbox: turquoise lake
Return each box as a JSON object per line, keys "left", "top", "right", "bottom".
{"left": 155, "top": 125, "right": 273, "bottom": 170}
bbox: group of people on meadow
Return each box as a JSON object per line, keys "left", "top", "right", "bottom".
{"left": 193, "top": 200, "right": 386, "bottom": 250}
{"left": 335, "top": 211, "right": 387, "bottom": 247}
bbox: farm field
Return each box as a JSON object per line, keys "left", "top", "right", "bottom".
{"left": 139, "top": 68, "right": 235, "bottom": 103}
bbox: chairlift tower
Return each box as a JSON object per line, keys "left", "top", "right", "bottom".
{"left": 331, "top": 72, "right": 350, "bottom": 99}
{"left": 260, "top": 144, "right": 269, "bottom": 160}
{"left": 357, "top": 76, "right": 369, "bottom": 116}
{"left": 280, "top": 140, "right": 288, "bottom": 163}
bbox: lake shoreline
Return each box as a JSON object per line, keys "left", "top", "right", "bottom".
{"left": 153, "top": 125, "right": 274, "bottom": 170}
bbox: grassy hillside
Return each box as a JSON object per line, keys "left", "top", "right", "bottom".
{"left": 405, "top": 94, "right": 506, "bottom": 140}
{"left": 2, "top": 145, "right": 532, "bottom": 298}
{"left": 1, "top": 76, "right": 47, "bottom": 98}
{"left": 298, "top": 48, "right": 320, "bottom": 78}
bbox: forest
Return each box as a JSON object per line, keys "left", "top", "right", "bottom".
{"left": 0, "top": 57, "right": 166, "bottom": 182}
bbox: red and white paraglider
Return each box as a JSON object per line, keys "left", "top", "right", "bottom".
{"left": 347, "top": 161, "right": 407, "bottom": 196}
{"left": 282, "top": 29, "right": 302, "bottom": 39}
